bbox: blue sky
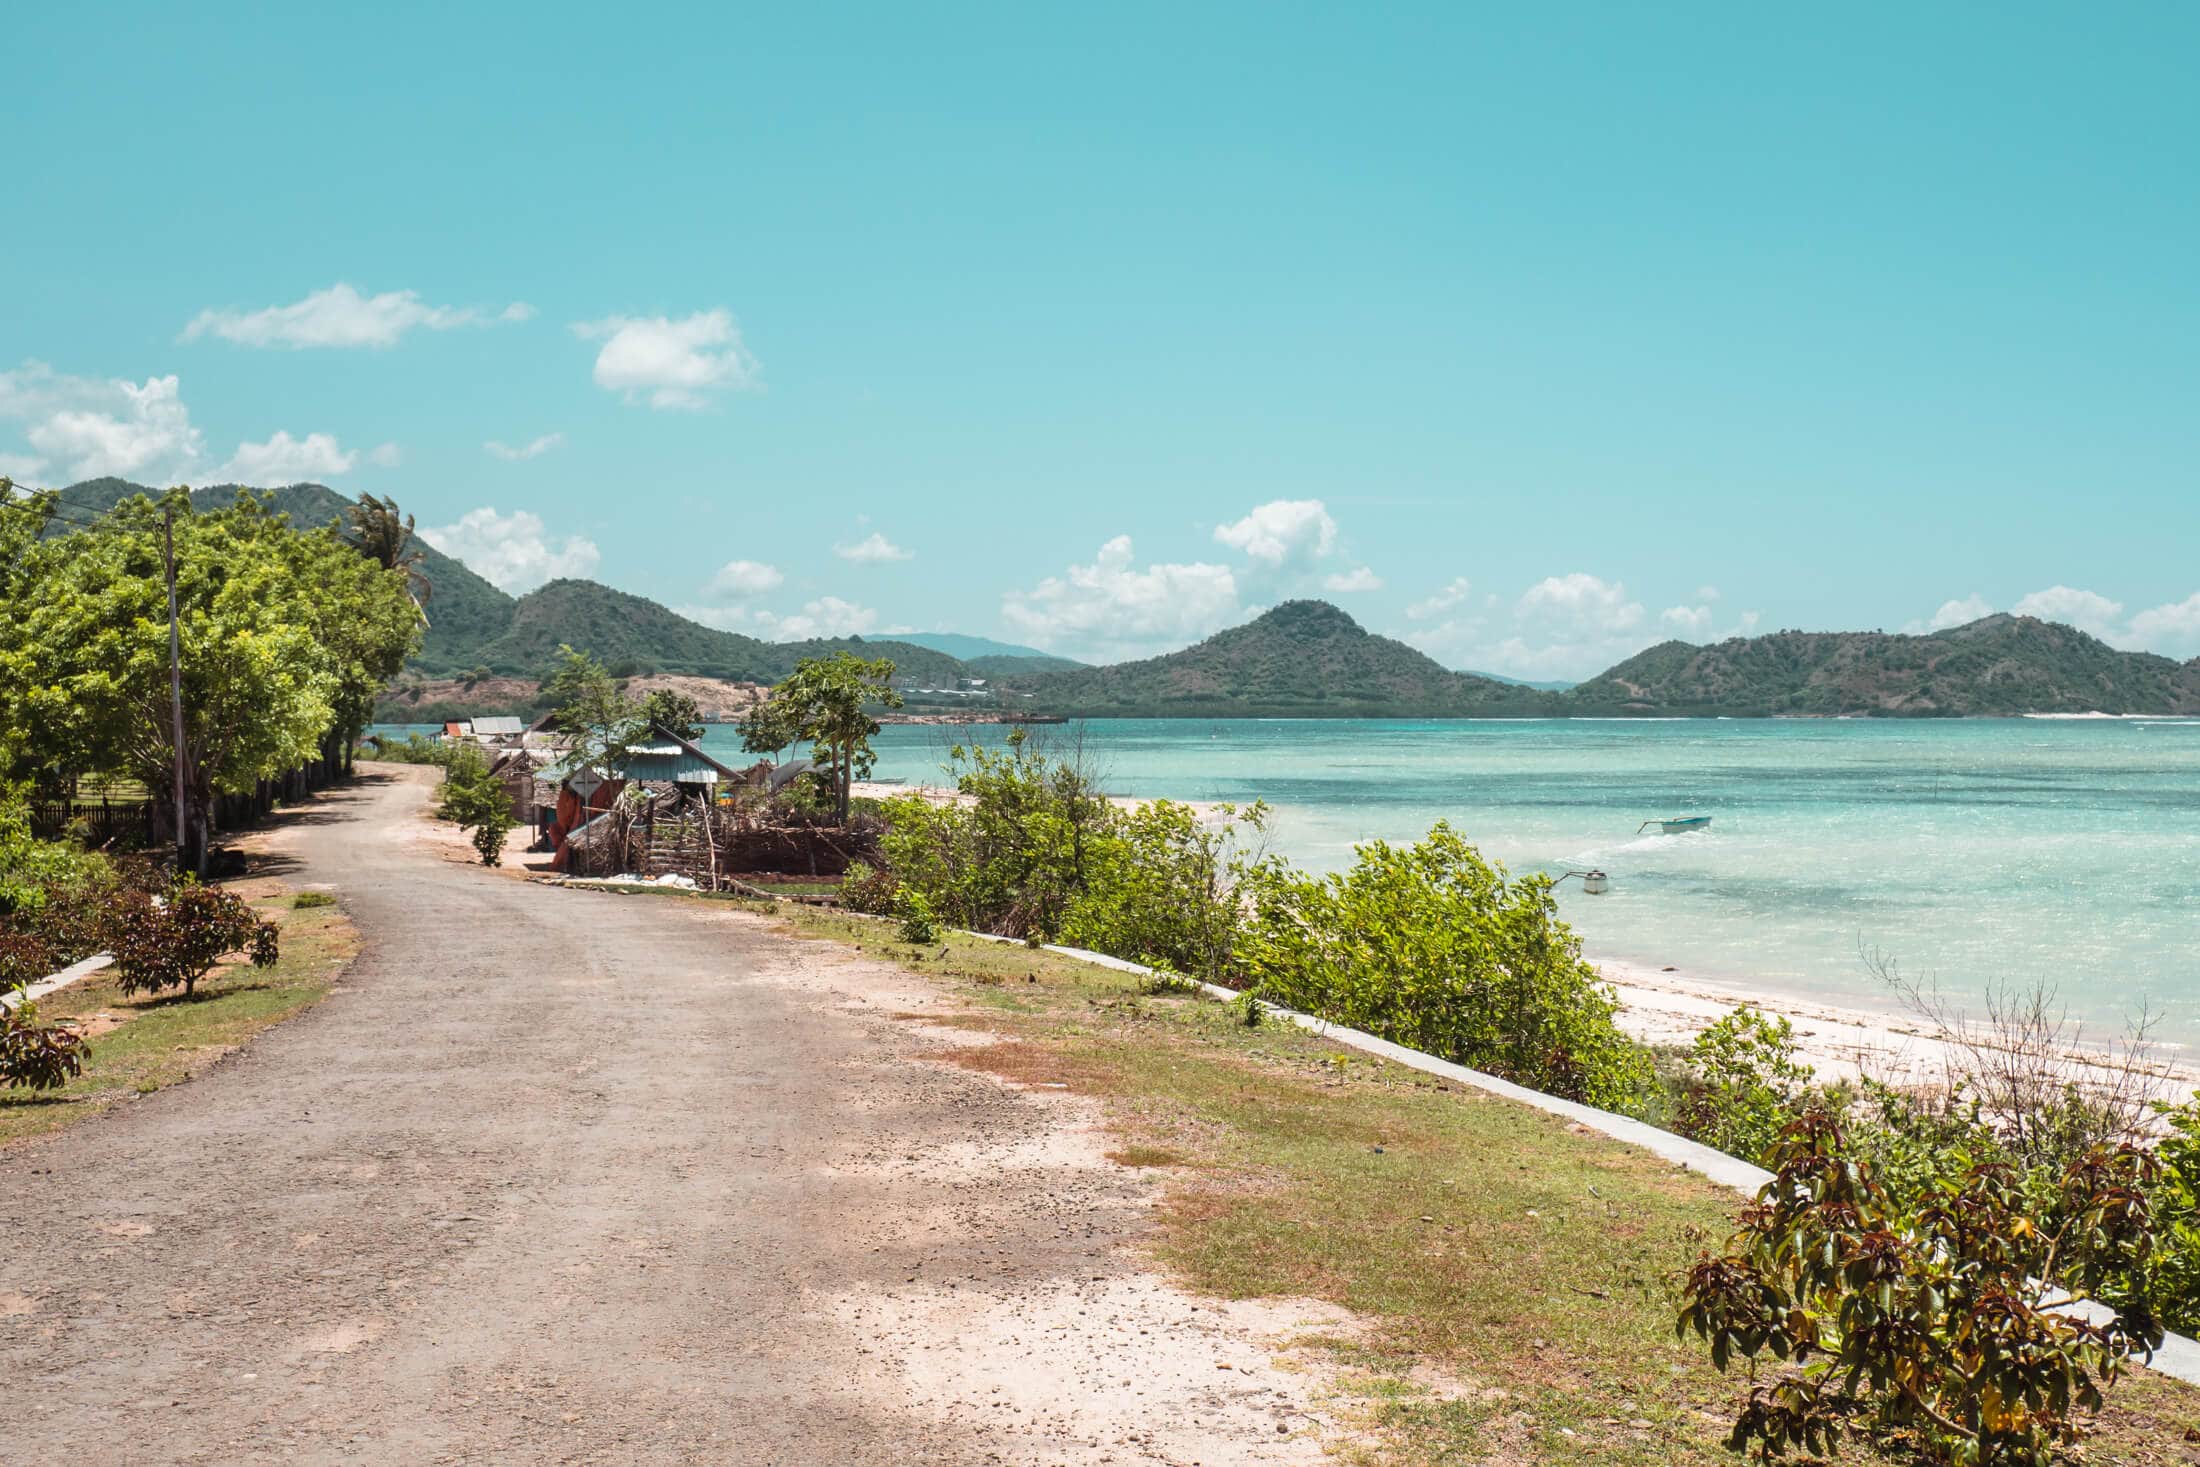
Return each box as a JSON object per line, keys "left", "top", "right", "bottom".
{"left": 3, "top": 3, "right": 2196, "bottom": 675}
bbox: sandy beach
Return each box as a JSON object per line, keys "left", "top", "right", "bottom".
{"left": 1597, "top": 952, "right": 2199, "bottom": 1105}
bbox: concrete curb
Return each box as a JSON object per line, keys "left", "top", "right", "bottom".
{"left": 0, "top": 953, "right": 113, "bottom": 1013}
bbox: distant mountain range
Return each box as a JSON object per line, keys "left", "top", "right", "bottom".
{"left": 53, "top": 480, "right": 2200, "bottom": 719}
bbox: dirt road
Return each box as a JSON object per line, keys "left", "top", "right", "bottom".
{"left": 0, "top": 771, "right": 1340, "bottom": 1465}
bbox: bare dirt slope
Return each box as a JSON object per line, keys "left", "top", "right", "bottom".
{"left": 0, "top": 769, "right": 1344, "bottom": 1465}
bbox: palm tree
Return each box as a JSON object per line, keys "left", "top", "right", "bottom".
{"left": 346, "top": 493, "right": 432, "bottom": 622}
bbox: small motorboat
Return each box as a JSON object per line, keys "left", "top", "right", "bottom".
{"left": 1639, "top": 815, "right": 1713, "bottom": 835}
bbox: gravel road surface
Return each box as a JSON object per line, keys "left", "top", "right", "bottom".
{"left": 0, "top": 769, "right": 1342, "bottom": 1465}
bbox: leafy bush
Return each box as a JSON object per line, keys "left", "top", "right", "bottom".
{"left": 894, "top": 886, "right": 940, "bottom": 945}
{"left": 2143, "top": 1095, "right": 2200, "bottom": 1335}
{"left": 1057, "top": 797, "right": 1270, "bottom": 985}
{"left": 106, "top": 880, "right": 280, "bottom": 998}
{"left": 0, "top": 783, "right": 105, "bottom": 918}
{"left": 438, "top": 746, "right": 515, "bottom": 866}
{"left": 291, "top": 890, "right": 337, "bottom": 909}
{"left": 1237, "top": 823, "right": 1652, "bottom": 1112}
{"left": 873, "top": 734, "right": 1270, "bottom": 980}
{"left": 1675, "top": 1006, "right": 1818, "bottom": 1164}
{"left": 0, "top": 987, "right": 87, "bottom": 1090}
{"left": 1679, "top": 1108, "right": 2162, "bottom": 1465}
{"left": 838, "top": 862, "right": 898, "bottom": 915}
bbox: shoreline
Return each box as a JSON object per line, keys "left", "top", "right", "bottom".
{"left": 1596, "top": 950, "right": 2199, "bottom": 1102}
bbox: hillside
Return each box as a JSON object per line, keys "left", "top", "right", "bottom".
{"left": 466, "top": 578, "right": 969, "bottom": 684}
{"left": 1570, "top": 615, "right": 2200, "bottom": 716}
{"left": 1010, "top": 600, "right": 1554, "bottom": 716}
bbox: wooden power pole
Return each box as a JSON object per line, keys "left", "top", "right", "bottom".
{"left": 164, "top": 503, "right": 190, "bottom": 872}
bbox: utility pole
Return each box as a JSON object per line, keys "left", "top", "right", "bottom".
{"left": 164, "top": 503, "right": 190, "bottom": 873}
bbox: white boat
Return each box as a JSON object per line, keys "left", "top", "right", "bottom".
{"left": 1639, "top": 815, "right": 1712, "bottom": 835}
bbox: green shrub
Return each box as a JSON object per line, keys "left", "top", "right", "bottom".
{"left": 894, "top": 887, "right": 940, "bottom": 945}
{"left": 838, "top": 862, "right": 898, "bottom": 915}
{"left": 1675, "top": 1006, "right": 1817, "bottom": 1164}
{"left": 2143, "top": 1094, "right": 2200, "bottom": 1335}
{"left": 290, "top": 890, "right": 337, "bottom": 909}
{"left": 873, "top": 735, "right": 1269, "bottom": 980}
{"left": 0, "top": 986, "right": 87, "bottom": 1090}
{"left": 106, "top": 880, "right": 280, "bottom": 998}
{"left": 1236, "top": 823, "right": 1652, "bottom": 1112}
{"left": 1680, "top": 1108, "right": 2163, "bottom": 1465}
{"left": 438, "top": 747, "right": 515, "bottom": 866}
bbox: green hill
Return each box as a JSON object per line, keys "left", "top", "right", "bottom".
{"left": 467, "top": 577, "right": 969, "bottom": 684}
{"left": 1569, "top": 615, "right": 2200, "bottom": 716}
{"left": 1010, "top": 600, "right": 1554, "bottom": 717}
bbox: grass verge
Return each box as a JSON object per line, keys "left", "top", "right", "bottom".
{"left": 776, "top": 909, "right": 2200, "bottom": 1466}
{"left": 0, "top": 884, "right": 357, "bottom": 1147}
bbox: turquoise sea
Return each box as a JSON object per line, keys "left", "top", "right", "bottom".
{"left": 727, "top": 718, "right": 2200, "bottom": 1052}
{"left": 383, "top": 717, "right": 2200, "bottom": 1050}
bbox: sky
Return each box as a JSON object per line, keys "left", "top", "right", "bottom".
{"left": 3, "top": 3, "right": 2196, "bottom": 677}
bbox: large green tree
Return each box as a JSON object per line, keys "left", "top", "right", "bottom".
{"left": 739, "top": 651, "right": 901, "bottom": 823}
{"left": 0, "top": 489, "right": 418, "bottom": 861}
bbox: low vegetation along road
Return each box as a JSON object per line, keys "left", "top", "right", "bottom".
{"left": 0, "top": 770, "right": 1336, "bottom": 1465}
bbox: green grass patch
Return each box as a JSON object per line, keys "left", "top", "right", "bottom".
{"left": 0, "top": 896, "right": 357, "bottom": 1147}
{"left": 772, "top": 909, "right": 2200, "bottom": 1466}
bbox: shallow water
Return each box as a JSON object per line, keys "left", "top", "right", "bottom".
{"left": 822, "top": 718, "right": 2200, "bottom": 1050}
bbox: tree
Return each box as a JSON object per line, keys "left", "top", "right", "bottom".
{"left": 739, "top": 652, "right": 901, "bottom": 824}
{"left": 344, "top": 493, "right": 431, "bottom": 612}
{"left": 439, "top": 746, "right": 515, "bottom": 866}
{"left": 637, "top": 688, "right": 706, "bottom": 741}
{"left": 0, "top": 490, "right": 419, "bottom": 860}
{"left": 543, "top": 645, "right": 647, "bottom": 777}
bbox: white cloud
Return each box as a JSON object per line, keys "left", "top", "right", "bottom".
{"left": 709, "top": 559, "right": 784, "bottom": 598}
{"left": 0, "top": 452, "right": 45, "bottom": 481}
{"left": 367, "top": 441, "right": 402, "bottom": 468}
{"left": 1407, "top": 577, "right": 1472, "bottom": 620}
{"left": 182, "top": 283, "right": 533, "bottom": 349}
{"left": 1213, "top": 499, "right": 1339, "bottom": 566}
{"left": 0, "top": 361, "right": 204, "bottom": 481}
{"left": 2012, "top": 585, "right": 2124, "bottom": 637}
{"left": 1322, "top": 566, "right": 1383, "bottom": 593}
{"left": 485, "top": 432, "right": 565, "bottom": 461}
{"left": 1408, "top": 576, "right": 1478, "bottom": 615}
{"left": 1003, "top": 535, "right": 1241, "bottom": 660}
{"left": 753, "top": 596, "right": 878, "bottom": 641}
{"left": 573, "top": 309, "right": 759, "bottom": 409}
{"left": 1517, "top": 573, "right": 1645, "bottom": 636}
{"left": 2131, "top": 593, "right": 2200, "bottom": 658}
{"left": 1397, "top": 571, "right": 1743, "bottom": 679}
{"left": 1660, "top": 603, "right": 1715, "bottom": 635}
{"left": 835, "top": 531, "right": 913, "bottom": 564}
{"left": 1909, "top": 593, "right": 1995, "bottom": 634}
{"left": 420, "top": 507, "right": 601, "bottom": 592}
{"left": 222, "top": 430, "right": 358, "bottom": 483}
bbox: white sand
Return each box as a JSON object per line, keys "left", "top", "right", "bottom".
{"left": 1597, "top": 953, "right": 2199, "bottom": 1102}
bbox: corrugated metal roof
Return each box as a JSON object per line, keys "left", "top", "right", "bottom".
{"left": 471, "top": 716, "right": 525, "bottom": 736}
